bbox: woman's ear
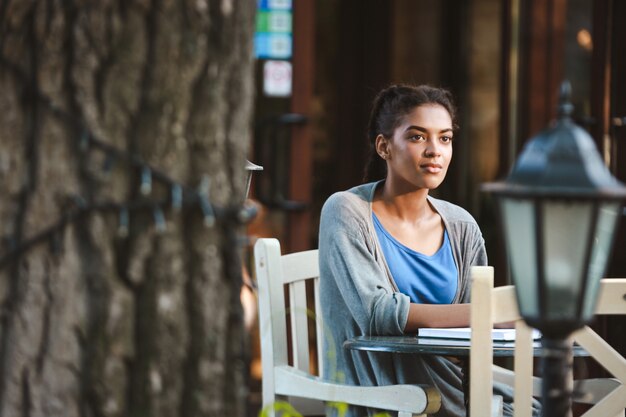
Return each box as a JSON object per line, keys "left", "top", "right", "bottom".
{"left": 375, "top": 134, "right": 390, "bottom": 160}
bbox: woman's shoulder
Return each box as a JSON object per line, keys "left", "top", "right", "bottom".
{"left": 321, "top": 182, "right": 376, "bottom": 214}
{"left": 428, "top": 196, "right": 478, "bottom": 225}
{"left": 319, "top": 183, "right": 377, "bottom": 235}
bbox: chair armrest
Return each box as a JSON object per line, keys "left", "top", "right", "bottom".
{"left": 492, "top": 365, "right": 542, "bottom": 397}
{"left": 274, "top": 365, "right": 441, "bottom": 415}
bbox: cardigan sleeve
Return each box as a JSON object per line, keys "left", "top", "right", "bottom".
{"left": 457, "top": 220, "right": 489, "bottom": 303}
{"left": 319, "top": 193, "right": 410, "bottom": 336}
{"left": 468, "top": 222, "right": 488, "bottom": 267}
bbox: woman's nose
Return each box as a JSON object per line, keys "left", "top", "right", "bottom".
{"left": 424, "top": 139, "right": 441, "bottom": 157}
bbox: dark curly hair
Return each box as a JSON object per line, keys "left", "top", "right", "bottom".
{"left": 362, "top": 84, "right": 458, "bottom": 183}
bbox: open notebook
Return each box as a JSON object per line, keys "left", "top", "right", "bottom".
{"left": 418, "top": 327, "right": 542, "bottom": 342}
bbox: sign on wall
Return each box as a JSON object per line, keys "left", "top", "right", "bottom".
{"left": 254, "top": 0, "right": 293, "bottom": 60}
{"left": 263, "top": 60, "right": 292, "bottom": 97}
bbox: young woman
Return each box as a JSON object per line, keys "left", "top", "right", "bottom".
{"left": 319, "top": 84, "right": 499, "bottom": 416}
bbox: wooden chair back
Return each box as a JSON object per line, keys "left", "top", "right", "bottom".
{"left": 469, "top": 266, "right": 626, "bottom": 417}
{"left": 255, "top": 238, "right": 441, "bottom": 416}
{"left": 255, "top": 238, "right": 324, "bottom": 414}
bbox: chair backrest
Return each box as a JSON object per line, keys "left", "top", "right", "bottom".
{"left": 470, "top": 266, "right": 626, "bottom": 417}
{"left": 255, "top": 238, "right": 444, "bottom": 416}
{"left": 254, "top": 238, "right": 324, "bottom": 410}
{"left": 470, "top": 266, "right": 530, "bottom": 417}
{"left": 571, "top": 280, "right": 626, "bottom": 417}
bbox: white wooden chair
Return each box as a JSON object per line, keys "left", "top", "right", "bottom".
{"left": 254, "top": 238, "right": 442, "bottom": 417}
{"left": 470, "top": 266, "right": 626, "bottom": 417}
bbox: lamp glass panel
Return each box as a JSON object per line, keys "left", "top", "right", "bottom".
{"left": 542, "top": 200, "right": 593, "bottom": 320}
{"left": 501, "top": 198, "right": 538, "bottom": 317}
{"left": 581, "top": 202, "right": 620, "bottom": 319}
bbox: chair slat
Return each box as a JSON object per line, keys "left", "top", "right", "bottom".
{"left": 581, "top": 385, "right": 626, "bottom": 417}
{"left": 574, "top": 327, "right": 626, "bottom": 383}
{"left": 595, "top": 279, "right": 626, "bottom": 315}
{"left": 513, "top": 321, "right": 535, "bottom": 417}
{"left": 254, "top": 238, "right": 289, "bottom": 408}
{"left": 470, "top": 266, "right": 494, "bottom": 417}
{"left": 289, "top": 280, "right": 310, "bottom": 372}
{"left": 314, "top": 277, "right": 324, "bottom": 378}
{"left": 282, "top": 250, "right": 319, "bottom": 283}
{"left": 492, "top": 286, "right": 521, "bottom": 323}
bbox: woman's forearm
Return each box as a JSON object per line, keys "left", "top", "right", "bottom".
{"left": 404, "top": 302, "right": 471, "bottom": 333}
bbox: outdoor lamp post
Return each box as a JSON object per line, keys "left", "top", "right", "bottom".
{"left": 245, "top": 160, "right": 263, "bottom": 199}
{"left": 483, "top": 81, "right": 626, "bottom": 417}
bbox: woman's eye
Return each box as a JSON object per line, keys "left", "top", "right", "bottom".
{"left": 441, "top": 136, "right": 453, "bottom": 143}
{"left": 409, "top": 134, "right": 425, "bottom": 142}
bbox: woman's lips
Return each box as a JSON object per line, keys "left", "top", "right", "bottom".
{"left": 420, "top": 163, "right": 443, "bottom": 173}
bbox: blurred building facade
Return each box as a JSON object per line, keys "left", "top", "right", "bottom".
{"left": 248, "top": 0, "right": 626, "bottom": 413}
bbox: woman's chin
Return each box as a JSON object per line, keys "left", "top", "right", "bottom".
{"left": 419, "top": 179, "right": 445, "bottom": 190}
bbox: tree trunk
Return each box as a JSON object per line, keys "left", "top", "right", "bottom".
{"left": 0, "top": 1, "right": 255, "bottom": 416}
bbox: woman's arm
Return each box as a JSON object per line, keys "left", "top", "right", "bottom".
{"left": 403, "top": 302, "right": 516, "bottom": 333}
{"left": 404, "top": 302, "right": 470, "bottom": 333}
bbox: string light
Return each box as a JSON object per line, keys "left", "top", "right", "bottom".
{"left": 101, "top": 152, "right": 116, "bottom": 179}
{"left": 140, "top": 167, "right": 152, "bottom": 196}
{"left": 79, "top": 130, "right": 90, "bottom": 152}
{"left": 152, "top": 206, "right": 167, "bottom": 234}
{"left": 198, "top": 176, "right": 216, "bottom": 228}
{"left": 171, "top": 184, "right": 183, "bottom": 211}
{"left": 0, "top": 54, "right": 257, "bottom": 270}
{"left": 118, "top": 208, "right": 130, "bottom": 238}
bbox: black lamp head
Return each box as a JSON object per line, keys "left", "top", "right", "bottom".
{"left": 482, "top": 81, "right": 626, "bottom": 337}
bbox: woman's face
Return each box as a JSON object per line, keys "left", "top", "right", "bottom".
{"left": 377, "top": 104, "right": 454, "bottom": 191}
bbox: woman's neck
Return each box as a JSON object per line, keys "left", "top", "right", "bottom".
{"left": 375, "top": 179, "right": 432, "bottom": 222}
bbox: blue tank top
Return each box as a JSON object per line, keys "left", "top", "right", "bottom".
{"left": 373, "top": 213, "right": 458, "bottom": 304}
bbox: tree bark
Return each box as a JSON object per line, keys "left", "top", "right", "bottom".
{"left": 0, "top": 1, "right": 255, "bottom": 416}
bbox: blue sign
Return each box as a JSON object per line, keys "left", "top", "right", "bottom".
{"left": 255, "top": 33, "right": 292, "bottom": 59}
{"left": 255, "top": 0, "right": 293, "bottom": 59}
{"left": 258, "top": 0, "right": 292, "bottom": 10}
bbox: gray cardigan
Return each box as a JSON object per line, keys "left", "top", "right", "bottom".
{"left": 318, "top": 181, "right": 488, "bottom": 417}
